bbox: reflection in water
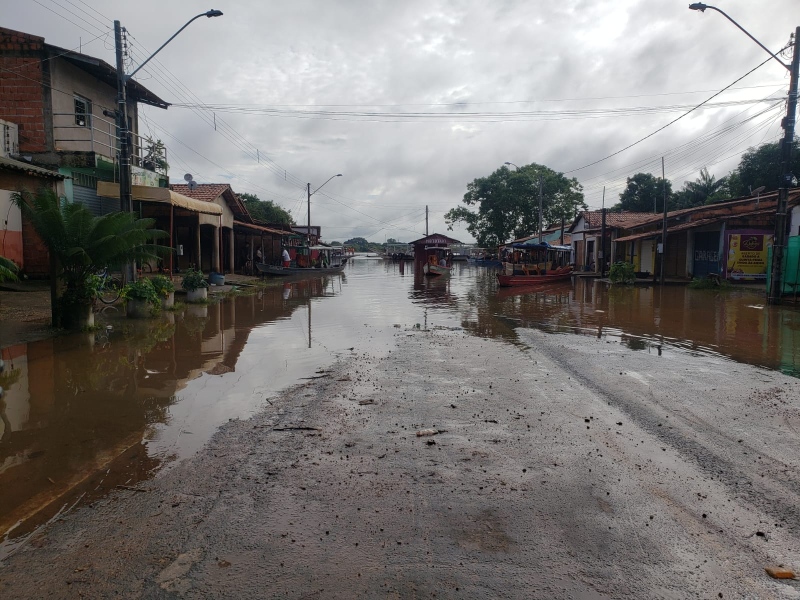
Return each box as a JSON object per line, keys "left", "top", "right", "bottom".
{"left": 0, "top": 277, "right": 340, "bottom": 551}
{"left": 1, "top": 261, "right": 798, "bottom": 556}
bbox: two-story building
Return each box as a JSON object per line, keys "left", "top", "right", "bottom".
{"left": 0, "top": 27, "right": 169, "bottom": 215}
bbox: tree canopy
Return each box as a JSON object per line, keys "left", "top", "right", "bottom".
{"left": 240, "top": 192, "right": 294, "bottom": 225}
{"left": 444, "top": 163, "right": 586, "bottom": 248}
{"left": 613, "top": 173, "right": 673, "bottom": 213}
{"left": 727, "top": 139, "right": 800, "bottom": 197}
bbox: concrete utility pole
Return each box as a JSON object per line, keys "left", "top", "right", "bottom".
{"left": 426, "top": 205, "right": 429, "bottom": 236}
{"left": 688, "top": 4, "right": 798, "bottom": 303}
{"left": 538, "top": 175, "right": 544, "bottom": 244}
{"left": 769, "top": 27, "right": 799, "bottom": 304}
{"left": 600, "top": 187, "right": 606, "bottom": 277}
{"left": 660, "top": 157, "right": 668, "bottom": 286}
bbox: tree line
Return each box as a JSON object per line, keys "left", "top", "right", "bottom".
{"left": 445, "top": 139, "right": 799, "bottom": 247}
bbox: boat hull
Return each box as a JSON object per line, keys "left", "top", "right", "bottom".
{"left": 423, "top": 263, "right": 451, "bottom": 277}
{"left": 256, "top": 263, "right": 345, "bottom": 276}
{"left": 496, "top": 271, "right": 573, "bottom": 287}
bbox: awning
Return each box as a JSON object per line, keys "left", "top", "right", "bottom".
{"left": 233, "top": 220, "right": 291, "bottom": 236}
{"left": 96, "top": 182, "right": 223, "bottom": 215}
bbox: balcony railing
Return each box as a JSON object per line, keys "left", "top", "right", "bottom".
{"left": 52, "top": 112, "right": 168, "bottom": 175}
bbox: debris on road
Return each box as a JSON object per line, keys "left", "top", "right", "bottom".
{"left": 764, "top": 566, "right": 795, "bottom": 579}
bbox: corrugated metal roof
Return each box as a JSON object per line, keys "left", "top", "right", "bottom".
{"left": 0, "top": 155, "right": 64, "bottom": 179}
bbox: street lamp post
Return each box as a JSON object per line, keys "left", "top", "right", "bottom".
{"left": 689, "top": 3, "right": 799, "bottom": 305}
{"left": 114, "top": 10, "right": 223, "bottom": 281}
{"left": 307, "top": 174, "right": 343, "bottom": 245}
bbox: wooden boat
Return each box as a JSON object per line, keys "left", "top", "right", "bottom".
{"left": 422, "top": 246, "right": 453, "bottom": 277}
{"left": 257, "top": 245, "right": 347, "bottom": 277}
{"left": 496, "top": 241, "right": 573, "bottom": 287}
{"left": 257, "top": 263, "right": 345, "bottom": 276}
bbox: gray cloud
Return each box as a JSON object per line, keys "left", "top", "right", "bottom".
{"left": 3, "top": 0, "right": 796, "bottom": 241}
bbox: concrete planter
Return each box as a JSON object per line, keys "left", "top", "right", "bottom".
{"left": 61, "top": 303, "right": 94, "bottom": 330}
{"left": 186, "top": 288, "right": 207, "bottom": 303}
{"left": 126, "top": 298, "right": 154, "bottom": 319}
{"left": 161, "top": 291, "right": 175, "bottom": 309}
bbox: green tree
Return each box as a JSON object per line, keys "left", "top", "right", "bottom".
{"left": 673, "top": 168, "right": 729, "bottom": 209}
{"left": 444, "top": 163, "right": 586, "bottom": 248}
{"left": 240, "top": 192, "right": 294, "bottom": 225}
{"left": 344, "top": 237, "right": 371, "bottom": 252}
{"left": 0, "top": 256, "right": 19, "bottom": 282}
{"left": 727, "top": 138, "right": 800, "bottom": 197}
{"left": 613, "top": 172, "right": 673, "bottom": 213}
{"left": 13, "top": 188, "right": 167, "bottom": 328}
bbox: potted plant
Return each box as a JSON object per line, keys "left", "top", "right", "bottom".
{"left": 182, "top": 267, "right": 209, "bottom": 303}
{"left": 121, "top": 277, "right": 160, "bottom": 318}
{"left": 12, "top": 189, "right": 168, "bottom": 330}
{"left": 151, "top": 274, "right": 175, "bottom": 308}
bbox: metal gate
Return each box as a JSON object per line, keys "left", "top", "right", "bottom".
{"left": 73, "top": 184, "right": 120, "bottom": 216}
{"left": 693, "top": 231, "right": 720, "bottom": 278}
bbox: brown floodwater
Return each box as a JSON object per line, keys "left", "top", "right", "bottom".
{"left": 1, "top": 258, "right": 798, "bottom": 557}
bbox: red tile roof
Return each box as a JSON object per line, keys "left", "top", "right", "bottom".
{"left": 582, "top": 210, "right": 654, "bottom": 229}
{"left": 169, "top": 183, "right": 231, "bottom": 202}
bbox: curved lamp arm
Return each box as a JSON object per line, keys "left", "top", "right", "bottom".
{"left": 311, "top": 173, "right": 343, "bottom": 196}
{"left": 127, "top": 10, "right": 223, "bottom": 81}
{"left": 689, "top": 3, "right": 790, "bottom": 71}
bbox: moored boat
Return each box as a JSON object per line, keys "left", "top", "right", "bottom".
{"left": 422, "top": 246, "right": 453, "bottom": 277}
{"left": 257, "top": 245, "right": 347, "bottom": 277}
{"left": 496, "top": 241, "right": 573, "bottom": 287}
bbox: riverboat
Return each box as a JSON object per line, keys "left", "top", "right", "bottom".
{"left": 257, "top": 245, "right": 347, "bottom": 277}
{"left": 496, "top": 241, "right": 573, "bottom": 287}
{"left": 422, "top": 246, "right": 453, "bottom": 277}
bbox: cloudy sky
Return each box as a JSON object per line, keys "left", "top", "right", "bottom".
{"left": 4, "top": 0, "right": 798, "bottom": 242}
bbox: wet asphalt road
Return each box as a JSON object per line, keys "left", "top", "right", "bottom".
{"left": 2, "top": 324, "right": 800, "bottom": 599}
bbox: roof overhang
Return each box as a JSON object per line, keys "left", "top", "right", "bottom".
{"left": 47, "top": 44, "right": 169, "bottom": 109}
{"left": 233, "top": 220, "right": 291, "bottom": 236}
{"left": 97, "top": 182, "right": 222, "bottom": 215}
{"left": 0, "top": 155, "right": 64, "bottom": 179}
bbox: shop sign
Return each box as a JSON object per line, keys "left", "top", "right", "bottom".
{"left": 725, "top": 230, "right": 773, "bottom": 281}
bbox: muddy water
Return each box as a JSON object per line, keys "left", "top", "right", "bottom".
{"left": 1, "top": 258, "right": 798, "bottom": 555}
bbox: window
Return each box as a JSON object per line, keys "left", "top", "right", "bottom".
{"left": 74, "top": 95, "right": 92, "bottom": 128}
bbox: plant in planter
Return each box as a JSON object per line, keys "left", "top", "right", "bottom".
{"left": 182, "top": 267, "right": 209, "bottom": 303}
{"left": 151, "top": 274, "right": 176, "bottom": 308}
{"left": 121, "top": 277, "right": 161, "bottom": 318}
{"left": 12, "top": 188, "right": 168, "bottom": 329}
{"left": 608, "top": 261, "right": 636, "bottom": 285}
{"left": 143, "top": 137, "right": 169, "bottom": 173}
{"left": 0, "top": 255, "right": 19, "bottom": 283}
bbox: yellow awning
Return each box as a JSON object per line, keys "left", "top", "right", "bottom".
{"left": 96, "top": 182, "right": 223, "bottom": 215}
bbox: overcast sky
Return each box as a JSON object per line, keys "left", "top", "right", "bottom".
{"left": 4, "top": 0, "right": 798, "bottom": 243}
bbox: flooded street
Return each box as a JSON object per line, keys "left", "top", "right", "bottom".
{"left": 2, "top": 258, "right": 800, "bottom": 598}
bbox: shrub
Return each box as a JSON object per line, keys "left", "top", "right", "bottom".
{"left": 608, "top": 261, "right": 636, "bottom": 285}
{"left": 121, "top": 278, "right": 160, "bottom": 305}
{"left": 181, "top": 267, "right": 209, "bottom": 291}
{"left": 150, "top": 274, "right": 175, "bottom": 297}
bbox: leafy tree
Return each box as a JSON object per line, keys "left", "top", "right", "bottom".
{"left": 0, "top": 255, "right": 19, "bottom": 282}
{"left": 444, "top": 163, "right": 586, "bottom": 248}
{"left": 387, "top": 238, "right": 397, "bottom": 244}
{"left": 344, "top": 237, "right": 371, "bottom": 252}
{"left": 240, "top": 192, "right": 294, "bottom": 225}
{"left": 13, "top": 188, "right": 167, "bottom": 327}
{"left": 673, "top": 168, "right": 729, "bottom": 209}
{"left": 612, "top": 172, "right": 673, "bottom": 213}
{"left": 727, "top": 138, "right": 800, "bottom": 197}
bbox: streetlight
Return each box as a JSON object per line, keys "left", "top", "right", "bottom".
{"left": 307, "top": 174, "right": 343, "bottom": 245}
{"left": 689, "top": 3, "right": 798, "bottom": 305}
{"left": 114, "top": 10, "right": 223, "bottom": 280}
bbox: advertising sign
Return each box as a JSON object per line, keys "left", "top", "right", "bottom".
{"left": 725, "top": 230, "right": 773, "bottom": 281}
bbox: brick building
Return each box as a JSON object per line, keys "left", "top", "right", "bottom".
{"left": 0, "top": 27, "right": 168, "bottom": 215}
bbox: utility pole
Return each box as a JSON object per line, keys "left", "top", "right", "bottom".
{"left": 600, "top": 187, "right": 606, "bottom": 277}
{"left": 660, "top": 157, "right": 668, "bottom": 286}
{"left": 538, "top": 175, "right": 543, "bottom": 244}
{"left": 114, "top": 20, "right": 134, "bottom": 282}
{"left": 425, "top": 205, "right": 429, "bottom": 236}
{"left": 768, "top": 25, "right": 799, "bottom": 305}
{"left": 307, "top": 183, "right": 312, "bottom": 246}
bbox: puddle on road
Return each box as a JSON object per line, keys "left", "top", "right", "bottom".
{"left": 1, "top": 260, "right": 798, "bottom": 556}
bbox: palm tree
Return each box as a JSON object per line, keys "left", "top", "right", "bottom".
{"left": 12, "top": 187, "right": 168, "bottom": 328}
{"left": 0, "top": 256, "right": 18, "bottom": 283}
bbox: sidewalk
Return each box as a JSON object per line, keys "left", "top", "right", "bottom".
{"left": 0, "top": 279, "right": 56, "bottom": 348}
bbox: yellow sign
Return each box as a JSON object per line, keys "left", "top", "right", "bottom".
{"left": 726, "top": 232, "right": 773, "bottom": 281}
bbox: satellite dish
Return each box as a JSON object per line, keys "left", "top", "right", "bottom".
{"left": 183, "top": 173, "right": 193, "bottom": 182}
{"left": 750, "top": 185, "right": 766, "bottom": 195}
{"left": 188, "top": 180, "right": 198, "bottom": 191}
